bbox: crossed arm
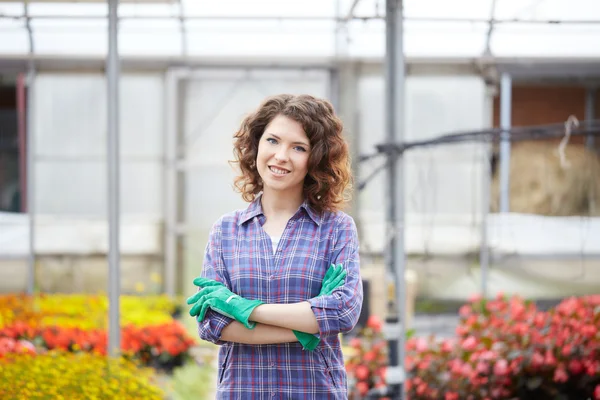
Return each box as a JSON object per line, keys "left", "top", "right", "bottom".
{"left": 220, "top": 302, "right": 317, "bottom": 345}
{"left": 196, "top": 218, "right": 363, "bottom": 346}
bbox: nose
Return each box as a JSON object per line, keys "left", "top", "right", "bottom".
{"left": 274, "top": 147, "right": 289, "bottom": 163}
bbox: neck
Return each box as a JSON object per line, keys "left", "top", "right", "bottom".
{"left": 260, "top": 188, "right": 304, "bottom": 220}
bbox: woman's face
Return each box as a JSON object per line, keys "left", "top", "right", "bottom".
{"left": 256, "top": 114, "right": 311, "bottom": 197}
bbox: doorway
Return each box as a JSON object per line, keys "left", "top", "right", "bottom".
{"left": 0, "top": 73, "right": 25, "bottom": 214}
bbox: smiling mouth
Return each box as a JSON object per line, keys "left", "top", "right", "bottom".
{"left": 269, "top": 166, "right": 290, "bottom": 175}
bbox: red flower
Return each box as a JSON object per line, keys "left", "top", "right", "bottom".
{"left": 366, "top": 315, "right": 383, "bottom": 333}
{"left": 356, "top": 381, "right": 369, "bottom": 396}
{"left": 445, "top": 392, "right": 459, "bottom": 400}
{"left": 568, "top": 360, "right": 583, "bottom": 375}
{"left": 355, "top": 365, "right": 370, "bottom": 381}
{"left": 364, "top": 350, "right": 376, "bottom": 362}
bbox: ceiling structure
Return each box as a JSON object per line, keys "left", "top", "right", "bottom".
{"left": 0, "top": 0, "right": 599, "bottom": 80}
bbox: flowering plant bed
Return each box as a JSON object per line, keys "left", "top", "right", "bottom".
{"left": 405, "top": 294, "right": 600, "bottom": 399}
{"left": 0, "top": 294, "right": 196, "bottom": 371}
{"left": 344, "top": 315, "right": 390, "bottom": 399}
{"left": 0, "top": 293, "right": 180, "bottom": 329}
{"left": 0, "top": 350, "right": 164, "bottom": 399}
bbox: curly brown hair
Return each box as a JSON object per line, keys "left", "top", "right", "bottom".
{"left": 230, "top": 94, "right": 353, "bottom": 214}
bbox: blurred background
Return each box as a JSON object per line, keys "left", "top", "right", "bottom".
{"left": 0, "top": 0, "right": 599, "bottom": 399}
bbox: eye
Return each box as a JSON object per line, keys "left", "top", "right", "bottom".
{"left": 266, "top": 137, "right": 278, "bottom": 145}
{"left": 294, "top": 146, "right": 307, "bottom": 152}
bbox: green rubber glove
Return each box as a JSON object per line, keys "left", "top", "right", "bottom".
{"left": 294, "top": 263, "right": 347, "bottom": 351}
{"left": 319, "top": 264, "right": 347, "bottom": 296}
{"left": 186, "top": 277, "right": 227, "bottom": 321}
{"left": 187, "top": 283, "right": 263, "bottom": 330}
{"left": 186, "top": 276, "right": 226, "bottom": 315}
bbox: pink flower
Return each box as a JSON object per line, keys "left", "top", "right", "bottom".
{"left": 461, "top": 336, "right": 477, "bottom": 351}
{"left": 461, "top": 363, "right": 473, "bottom": 377}
{"left": 479, "top": 350, "right": 497, "bottom": 361}
{"left": 445, "top": 392, "right": 459, "bottom": 400}
{"left": 468, "top": 293, "right": 482, "bottom": 303}
{"left": 459, "top": 305, "right": 472, "bottom": 318}
{"left": 415, "top": 337, "right": 428, "bottom": 352}
{"left": 544, "top": 350, "right": 557, "bottom": 367}
{"left": 531, "top": 352, "right": 544, "bottom": 369}
{"left": 553, "top": 366, "right": 568, "bottom": 383}
{"left": 493, "top": 359, "right": 509, "bottom": 376}
{"left": 475, "top": 361, "right": 489, "bottom": 375}
{"left": 18, "top": 339, "right": 36, "bottom": 353}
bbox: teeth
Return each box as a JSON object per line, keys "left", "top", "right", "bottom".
{"left": 269, "top": 166, "right": 289, "bottom": 175}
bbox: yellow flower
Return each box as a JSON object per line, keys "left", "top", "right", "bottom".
{"left": 150, "top": 272, "right": 162, "bottom": 284}
{"left": 0, "top": 351, "right": 164, "bottom": 399}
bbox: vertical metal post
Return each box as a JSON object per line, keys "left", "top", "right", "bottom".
{"left": 177, "top": 0, "right": 188, "bottom": 57}
{"left": 480, "top": 148, "right": 491, "bottom": 298}
{"left": 164, "top": 69, "right": 179, "bottom": 298}
{"left": 498, "top": 73, "right": 512, "bottom": 213}
{"left": 25, "top": 67, "right": 36, "bottom": 295}
{"left": 585, "top": 88, "right": 596, "bottom": 149}
{"left": 585, "top": 87, "right": 597, "bottom": 214}
{"left": 107, "top": 0, "right": 121, "bottom": 358}
{"left": 330, "top": 0, "right": 342, "bottom": 110}
{"left": 480, "top": 84, "right": 494, "bottom": 299}
{"left": 329, "top": 69, "right": 340, "bottom": 112}
{"left": 385, "top": 0, "right": 406, "bottom": 399}
{"left": 24, "top": 0, "right": 36, "bottom": 295}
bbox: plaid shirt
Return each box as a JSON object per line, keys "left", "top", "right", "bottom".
{"left": 196, "top": 195, "right": 363, "bottom": 399}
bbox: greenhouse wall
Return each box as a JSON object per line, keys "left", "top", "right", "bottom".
{"left": 0, "top": 60, "right": 599, "bottom": 300}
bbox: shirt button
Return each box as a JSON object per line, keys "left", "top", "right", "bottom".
{"left": 271, "top": 391, "right": 276, "bottom": 397}
{"left": 338, "top": 303, "right": 343, "bottom": 309}
{"left": 269, "top": 362, "right": 275, "bottom": 367}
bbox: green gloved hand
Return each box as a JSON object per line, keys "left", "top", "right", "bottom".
{"left": 294, "top": 263, "right": 347, "bottom": 350}
{"left": 187, "top": 281, "right": 263, "bottom": 330}
{"left": 186, "top": 277, "right": 226, "bottom": 316}
{"left": 319, "top": 263, "right": 347, "bottom": 296}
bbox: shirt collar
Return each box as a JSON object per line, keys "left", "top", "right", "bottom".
{"left": 238, "top": 193, "right": 322, "bottom": 227}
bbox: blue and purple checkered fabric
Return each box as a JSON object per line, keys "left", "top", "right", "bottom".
{"left": 196, "top": 194, "right": 363, "bottom": 399}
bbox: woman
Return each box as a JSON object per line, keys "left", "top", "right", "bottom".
{"left": 188, "top": 94, "right": 363, "bottom": 399}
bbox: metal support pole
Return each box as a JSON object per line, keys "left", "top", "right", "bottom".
{"left": 585, "top": 88, "right": 596, "bottom": 149}
{"left": 24, "top": 0, "right": 36, "bottom": 295}
{"left": 480, "top": 147, "right": 491, "bottom": 298}
{"left": 107, "top": 0, "right": 121, "bottom": 358}
{"left": 384, "top": 1, "right": 406, "bottom": 399}
{"left": 25, "top": 68, "right": 36, "bottom": 295}
{"left": 177, "top": 0, "right": 188, "bottom": 57}
{"left": 164, "top": 69, "right": 179, "bottom": 298}
{"left": 329, "top": 69, "right": 340, "bottom": 112}
{"left": 498, "top": 73, "right": 512, "bottom": 213}
{"left": 480, "top": 84, "right": 495, "bottom": 299}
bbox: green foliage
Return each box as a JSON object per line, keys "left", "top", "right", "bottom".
{"left": 171, "top": 361, "right": 215, "bottom": 400}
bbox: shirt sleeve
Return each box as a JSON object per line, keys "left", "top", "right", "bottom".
{"left": 196, "top": 219, "right": 234, "bottom": 345}
{"left": 307, "top": 214, "right": 363, "bottom": 338}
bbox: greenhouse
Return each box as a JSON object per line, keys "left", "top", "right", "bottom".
{"left": 0, "top": 1, "right": 599, "bottom": 399}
